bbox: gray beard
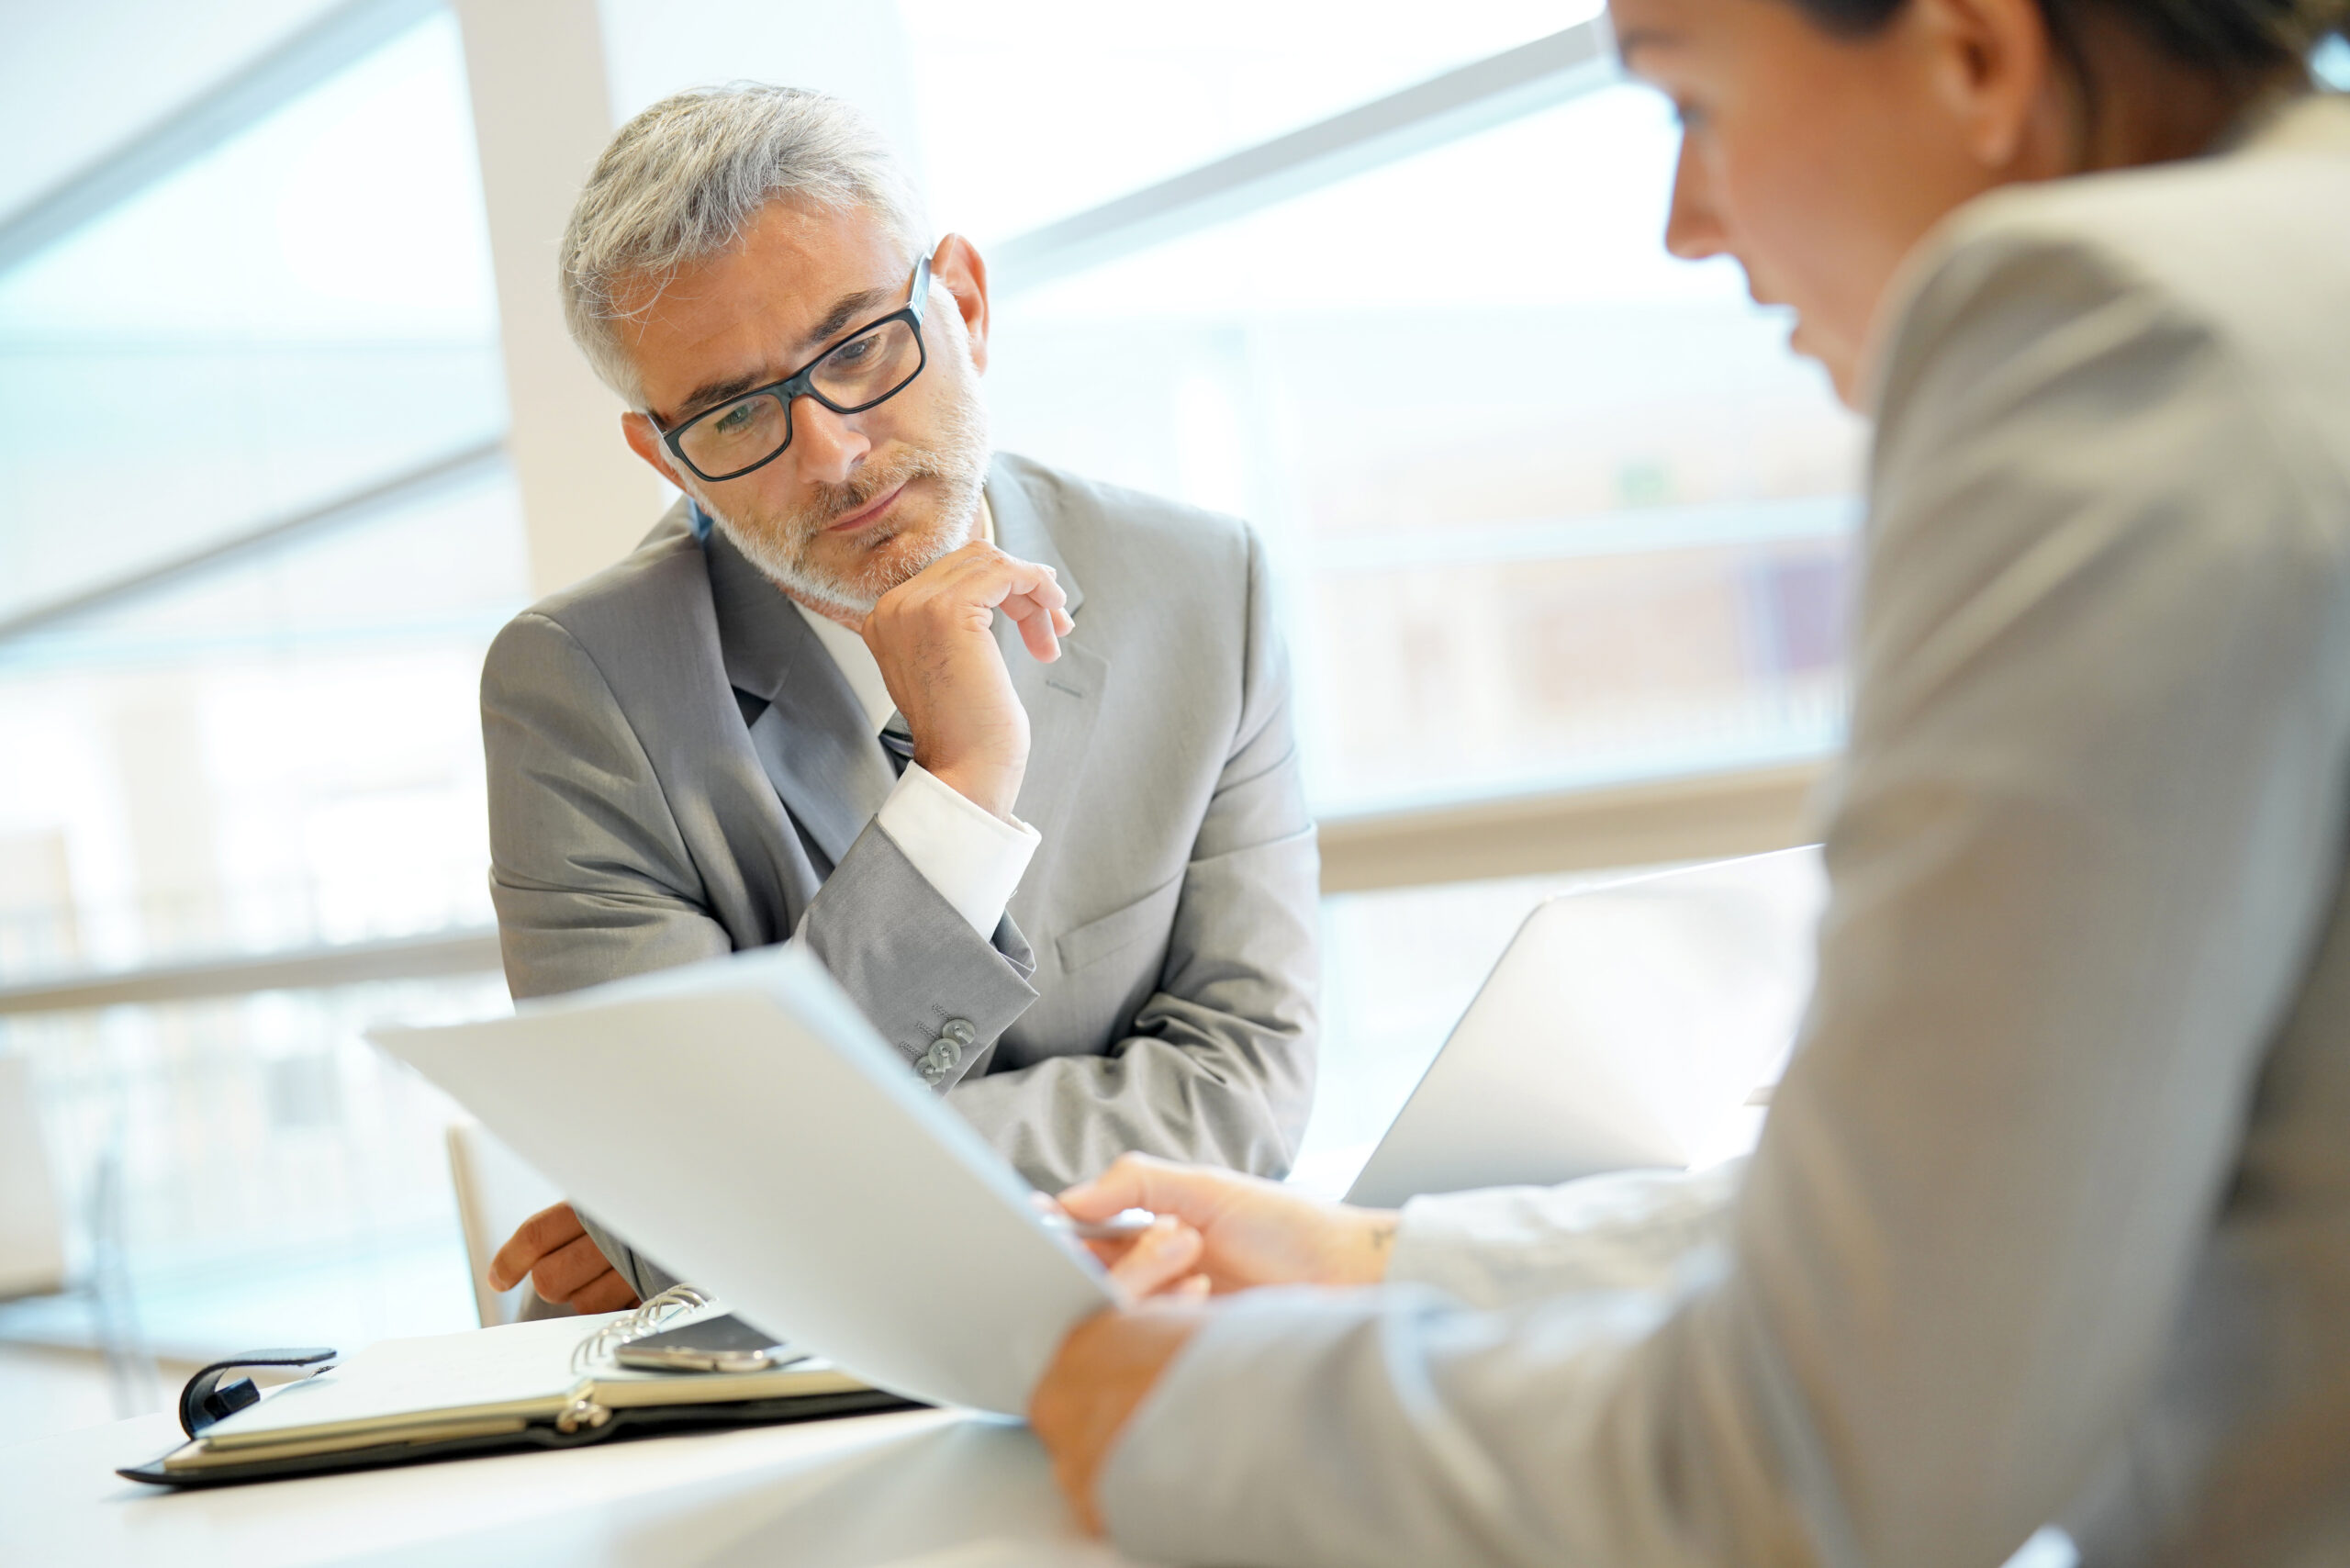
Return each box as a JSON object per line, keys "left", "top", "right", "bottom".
{"left": 713, "top": 481, "right": 976, "bottom": 620}
{"left": 702, "top": 364, "right": 992, "bottom": 619}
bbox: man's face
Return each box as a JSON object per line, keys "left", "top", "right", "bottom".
{"left": 619, "top": 201, "right": 991, "bottom": 615}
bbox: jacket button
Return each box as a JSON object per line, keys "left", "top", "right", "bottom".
{"left": 940, "top": 1018, "right": 976, "bottom": 1046}
{"left": 920, "top": 1037, "right": 962, "bottom": 1084}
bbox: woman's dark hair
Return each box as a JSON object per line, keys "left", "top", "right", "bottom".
{"left": 1789, "top": 0, "right": 2348, "bottom": 88}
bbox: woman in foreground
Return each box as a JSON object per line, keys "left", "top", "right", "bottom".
{"left": 1029, "top": 0, "right": 2350, "bottom": 1562}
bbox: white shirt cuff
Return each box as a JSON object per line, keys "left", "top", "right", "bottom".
{"left": 874, "top": 762, "right": 1041, "bottom": 939}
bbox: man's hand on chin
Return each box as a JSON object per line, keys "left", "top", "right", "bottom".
{"left": 1031, "top": 1302, "right": 1209, "bottom": 1538}
{"left": 860, "top": 540, "right": 1072, "bottom": 821}
{"left": 487, "top": 1200, "right": 642, "bottom": 1315}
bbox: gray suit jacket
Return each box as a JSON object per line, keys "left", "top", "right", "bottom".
{"left": 1100, "top": 96, "right": 2350, "bottom": 1568}
{"left": 481, "top": 454, "right": 1318, "bottom": 1295}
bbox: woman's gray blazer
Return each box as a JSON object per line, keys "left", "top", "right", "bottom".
{"left": 1099, "top": 95, "right": 2350, "bottom": 1568}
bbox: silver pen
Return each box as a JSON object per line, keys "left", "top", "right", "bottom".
{"left": 1037, "top": 1206, "right": 1158, "bottom": 1241}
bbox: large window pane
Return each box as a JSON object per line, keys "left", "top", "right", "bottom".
{"left": 901, "top": 0, "right": 1599, "bottom": 243}
{"left": 0, "top": 465, "right": 529, "bottom": 980}
{"left": 0, "top": 10, "right": 502, "bottom": 622}
{"left": 0, "top": 464, "right": 529, "bottom": 1359}
{"left": 0, "top": 6, "right": 522, "bottom": 1371}
{"left": 0, "top": 976, "right": 492, "bottom": 1358}
{"left": 980, "top": 84, "right": 1866, "bottom": 811}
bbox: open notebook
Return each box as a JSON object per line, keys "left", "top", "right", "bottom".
{"left": 123, "top": 1305, "right": 909, "bottom": 1487}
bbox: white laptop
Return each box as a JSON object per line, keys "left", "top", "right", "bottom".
{"left": 1343, "top": 846, "right": 1826, "bottom": 1208}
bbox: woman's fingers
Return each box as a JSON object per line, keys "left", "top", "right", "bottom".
{"left": 1107, "top": 1218, "right": 1204, "bottom": 1299}
{"left": 1061, "top": 1153, "right": 1242, "bottom": 1227}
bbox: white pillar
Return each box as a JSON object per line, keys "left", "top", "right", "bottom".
{"left": 452, "top": 0, "right": 924, "bottom": 599}
{"left": 452, "top": 0, "right": 664, "bottom": 599}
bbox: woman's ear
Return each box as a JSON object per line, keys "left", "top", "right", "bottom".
{"left": 1910, "top": 0, "right": 2062, "bottom": 171}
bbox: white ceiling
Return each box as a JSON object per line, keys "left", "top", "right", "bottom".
{"left": 0, "top": 0, "right": 349, "bottom": 227}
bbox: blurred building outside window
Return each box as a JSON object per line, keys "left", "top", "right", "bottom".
{"left": 954, "top": 77, "right": 1863, "bottom": 813}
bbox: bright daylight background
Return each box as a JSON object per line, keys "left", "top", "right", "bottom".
{"left": 0, "top": 0, "right": 1897, "bottom": 1420}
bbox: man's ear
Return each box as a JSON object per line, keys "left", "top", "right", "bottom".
{"left": 1910, "top": 0, "right": 2059, "bottom": 170}
{"left": 621, "top": 410, "right": 690, "bottom": 488}
{"left": 931, "top": 233, "right": 990, "bottom": 375}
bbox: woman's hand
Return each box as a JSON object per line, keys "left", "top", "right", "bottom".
{"left": 1032, "top": 1157, "right": 1404, "bottom": 1535}
{"left": 1030, "top": 1301, "right": 1206, "bottom": 1537}
{"left": 1058, "top": 1153, "right": 1401, "bottom": 1297}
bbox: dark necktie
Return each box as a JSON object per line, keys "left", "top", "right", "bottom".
{"left": 878, "top": 714, "right": 915, "bottom": 778}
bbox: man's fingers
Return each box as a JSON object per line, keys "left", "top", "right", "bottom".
{"left": 488, "top": 1200, "right": 585, "bottom": 1291}
{"left": 969, "top": 557, "right": 1067, "bottom": 664}
{"left": 925, "top": 543, "right": 1064, "bottom": 610}
{"left": 569, "top": 1269, "right": 642, "bottom": 1315}
{"left": 1000, "top": 589, "right": 1064, "bottom": 663}
{"left": 871, "top": 545, "right": 1069, "bottom": 662}
{"left": 1107, "top": 1219, "right": 1204, "bottom": 1299}
{"left": 531, "top": 1231, "right": 618, "bottom": 1304}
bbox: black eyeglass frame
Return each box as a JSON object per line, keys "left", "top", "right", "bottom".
{"left": 655, "top": 254, "right": 933, "bottom": 484}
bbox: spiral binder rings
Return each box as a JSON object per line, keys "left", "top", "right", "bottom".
{"left": 569, "top": 1283, "right": 712, "bottom": 1376}
{"left": 120, "top": 1295, "right": 915, "bottom": 1488}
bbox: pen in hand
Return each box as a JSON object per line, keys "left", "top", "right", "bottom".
{"left": 1033, "top": 1201, "right": 1158, "bottom": 1241}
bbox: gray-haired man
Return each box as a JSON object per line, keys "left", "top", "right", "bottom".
{"left": 481, "top": 85, "right": 1319, "bottom": 1312}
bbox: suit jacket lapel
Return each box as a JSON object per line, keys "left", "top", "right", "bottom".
{"left": 703, "top": 525, "right": 897, "bottom": 869}
{"left": 987, "top": 461, "right": 1105, "bottom": 845}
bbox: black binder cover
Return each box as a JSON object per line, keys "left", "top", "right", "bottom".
{"left": 120, "top": 1388, "right": 918, "bottom": 1488}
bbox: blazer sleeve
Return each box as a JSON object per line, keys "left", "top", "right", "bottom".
{"left": 943, "top": 526, "right": 1321, "bottom": 1188}
{"left": 481, "top": 610, "right": 733, "bottom": 1000}
{"left": 1095, "top": 230, "right": 2350, "bottom": 1566}
{"left": 794, "top": 815, "right": 1043, "bottom": 1070}
{"left": 480, "top": 610, "right": 738, "bottom": 1295}
{"left": 483, "top": 609, "right": 1045, "bottom": 1294}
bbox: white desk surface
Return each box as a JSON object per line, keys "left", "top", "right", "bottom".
{"left": 2, "top": 1406, "right": 1131, "bottom": 1568}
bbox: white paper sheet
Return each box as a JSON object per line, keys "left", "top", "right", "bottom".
{"left": 371, "top": 945, "right": 1115, "bottom": 1417}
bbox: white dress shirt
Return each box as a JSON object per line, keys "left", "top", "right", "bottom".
{"left": 789, "top": 497, "right": 1040, "bottom": 939}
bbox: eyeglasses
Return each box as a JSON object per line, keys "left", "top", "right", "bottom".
{"left": 657, "top": 255, "right": 932, "bottom": 484}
